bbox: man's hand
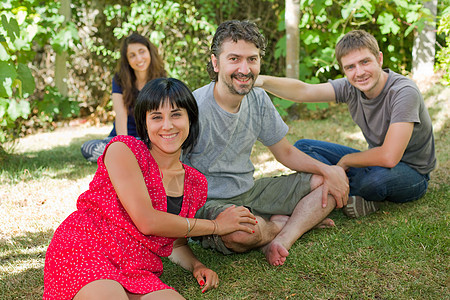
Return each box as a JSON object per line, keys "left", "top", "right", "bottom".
{"left": 321, "top": 165, "right": 349, "bottom": 208}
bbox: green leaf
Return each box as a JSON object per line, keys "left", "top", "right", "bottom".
{"left": 305, "top": 77, "right": 321, "bottom": 84}
{"left": 274, "top": 35, "right": 286, "bottom": 59}
{"left": 7, "top": 99, "right": 30, "bottom": 120}
{"left": 341, "top": 5, "right": 353, "bottom": 19}
{"left": 0, "top": 42, "right": 10, "bottom": 61}
{"left": 25, "top": 24, "right": 38, "bottom": 43}
{"left": 312, "top": 0, "right": 327, "bottom": 15}
{"left": 272, "top": 97, "right": 294, "bottom": 117}
{"left": 300, "top": 12, "right": 310, "bottom": 28}
{"left": 51, "top": 22, "right": 79, "bottom": 54}
{"left": 360, "top": 0, "right": 373, "bottom": 12}
{"left": 377, "top": 13, "right": 401, "bottom": 34}
{"left": 299, "top": 63, "right": 313, "bottom": 81}
{"left": 0, "top": 61, "right": 17, "bottom": 97}
{"left": 16, "top": 63, "right": 35, "bottom": 96}
{"left": 0, "top": 97, "right": 7, "bottom": 119}
{"left": 277, "top": 18, "right": 285, "bottom": 31}
{"left": 1, "top": 14, "right": 20, "bottom": 42}
{"left": 406, "top": 11, "right": 419, "bottom": 24}
{"left": 404, "top": 23, "right": 416, "bottom": 37}
{"left": 60, "top": 100, "right": 80, "bottom": 118}
{"left": 303, "top": 32, "right": 320, "bottom": 45}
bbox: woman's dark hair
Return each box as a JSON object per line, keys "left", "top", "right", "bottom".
{"left": 135, "top": 78, "right": 199, "bottom": 152}
{"left": 114, "top": 33, "right": 167, "bottom": 114}
{"left": 207, "top": 20, "right": 266, "bottom": 81}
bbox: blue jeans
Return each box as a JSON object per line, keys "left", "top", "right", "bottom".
{"left": 294, "top": 139, "right": 430, "bottom": 203}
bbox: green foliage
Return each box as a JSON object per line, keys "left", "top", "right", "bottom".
{"left": 0, "top": 0, "right": 80, "bottom": 143}
{"left": 273, "top": 97, "right": 295, "bottom": 117}
{"left": 435, "top": 7, "right": 450, "bottom": 86}
{"left": 1, "top": 0, "right": 448, "bottom": 137}
{"left": 51, "top": 22, "right": 79, "bottom": 55}
{"left": 275, "top": 0, "right": 436, "bottom": 83}
{"left": 35, "top": 86, "right": 80, "bottom": 123}
{"left": 0, "top": 7, "right": 34, "bottom": 142}
{"left": 76, "top": 0, "right": 283, "bottom": 106}
{"left": 270, "top": 0, "right": 440, "bottom": 116}
{"left": 87, "top": 0, "right": 219, "bottom": 90}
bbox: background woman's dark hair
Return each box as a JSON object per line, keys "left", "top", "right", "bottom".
{"left": 135, "top": 78, "right": 199, "bottom": 152}
{"left": 207, "top": 20, "right": 266, "bottom": 81}
{"left": 114, "top": 33, "right": 167, "bottom": 114}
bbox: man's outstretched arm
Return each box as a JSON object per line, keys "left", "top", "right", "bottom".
{"left": 255, "top": 75, "right": 336, "bottom": 103}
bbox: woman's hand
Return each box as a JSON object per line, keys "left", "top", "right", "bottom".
{"left": 193, "top": 264, "right": 219, "bottom": 293}
{"left": 214, "top": 205, "right": 257, "bottom": 236}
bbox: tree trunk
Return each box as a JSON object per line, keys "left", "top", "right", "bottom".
{"left": 412, "top": 0, "right": 437, "bottom": 81}
{"left": 285, "top": 0, "right": 300, "bottom": 79}
{"left": 55, "top": 0, "right": 71, "bottom": 97}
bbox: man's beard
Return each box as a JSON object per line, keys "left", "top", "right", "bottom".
{"left": 225, "top": 72, "right": 255, "bottom": 95}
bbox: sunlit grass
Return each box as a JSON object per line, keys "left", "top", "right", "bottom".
{"left": 0, "top": 85, "right": 449, "bottom": 299}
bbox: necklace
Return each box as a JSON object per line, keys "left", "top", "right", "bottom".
{"left": 161, "top": 167, "right": 185, "bottom": 196}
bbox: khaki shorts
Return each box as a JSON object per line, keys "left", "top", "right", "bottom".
{"left": 193, "top": 172, "right": 312, "bottom": 254}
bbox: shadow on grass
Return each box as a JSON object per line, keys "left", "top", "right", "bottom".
{"left": 0, "top": 229, "right": 53, "bottom": 258}
{"left": 0, "top": 230, "right": 53, "bottom": 300}
{"left": 1, "top": 134, "right": 105, "bottom": 183}
{"left": 0, "top": 267, "right": 44, "bottom": 300}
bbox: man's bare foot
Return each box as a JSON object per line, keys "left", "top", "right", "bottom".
{"left": 258, "top": 215, "right": 289, "bottom": 266}
{"left": 313, "top": 217, "right": 335, "bottom": 229}
{"left": 261, "top": 240, "right": 289, "bottom": 266}
{"left": 260, "top": 216, "right": 333, "bottom": 266}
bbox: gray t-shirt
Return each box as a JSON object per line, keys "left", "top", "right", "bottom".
{"left": 183, "top": 82, "right": 289, "bottom": 199}
{"left": 329, "top": 69, "right": 436, "bottom": 174}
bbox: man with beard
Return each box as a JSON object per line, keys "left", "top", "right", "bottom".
{"left": 183, "top": 20, "right": 349, "bottom": 266}
{"left": 255, "top": 30, "right": 436, "bottom": 218}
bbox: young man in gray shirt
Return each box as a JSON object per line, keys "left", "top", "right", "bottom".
{"left": 183, "top": 20, "right": 349, "bottom": 266}
{"left": 256, "top": 30, "right": 436, "bottom": 218}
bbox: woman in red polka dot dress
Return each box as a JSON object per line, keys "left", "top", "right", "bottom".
{"left": 43, "top": 78, "right": 257, "bottom": 299}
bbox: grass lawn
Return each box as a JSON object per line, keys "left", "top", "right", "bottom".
{"left": 0, "top": 84, "right": 449, "bottom": 299}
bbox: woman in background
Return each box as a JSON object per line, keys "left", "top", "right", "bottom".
{"left": 81, "top": 32, "right": 167, "bottom": 162}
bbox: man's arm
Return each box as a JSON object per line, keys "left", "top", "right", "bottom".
{"left": 338, "top": 122, "right": 414, "bottom": 170}
{"left": 268, "top": 137, "right": 349, "bottom": 208}
{"left": 255, "top": 75, "right": 336, "bottom": 103}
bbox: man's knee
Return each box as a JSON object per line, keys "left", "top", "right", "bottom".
{"left": 356, "top": 172, "right": 428, "bottom": 203}
{"left": 350, "top": 168, "right": 394, "bottom": 201}
{"left": 310, "top": 174, "right": 324, "bottom": 190}
{"left": 294, "top": 139, "right": 312, "bottom": 151}
{"left": 222, "top": 226, "right": 262, "bottom": 253}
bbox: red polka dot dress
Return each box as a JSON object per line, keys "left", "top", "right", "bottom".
{"left": 43, "top": 136, "right": 207, "bottom": 299}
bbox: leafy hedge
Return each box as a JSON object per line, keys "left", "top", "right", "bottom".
{"left": 436, "top": 7, "right": 450, "bottom": 85}
{"left": 0, "top": 0, "right": 449, "bottom": 144}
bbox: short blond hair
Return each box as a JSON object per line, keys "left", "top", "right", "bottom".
{"left": 335, "top": 30, "right": 380, "bottom": 68}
